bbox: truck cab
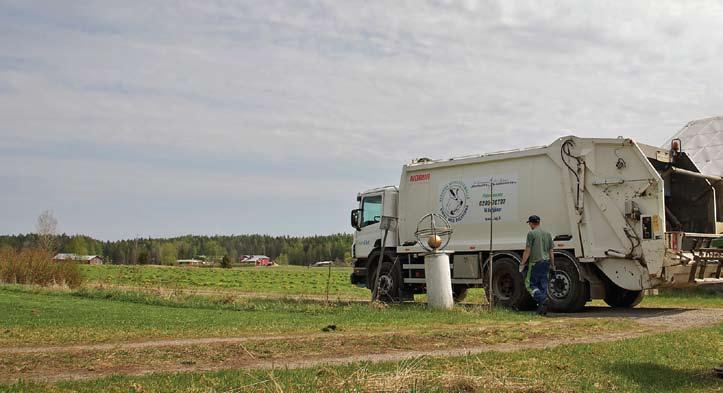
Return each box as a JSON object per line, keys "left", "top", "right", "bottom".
{"left": 349, "top": 186, "right": 399, "bottom": 287}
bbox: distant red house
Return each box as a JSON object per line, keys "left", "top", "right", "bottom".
{"left": 53, "top": 253, "right": 103, "bottom": 265}
{"left": 240, "top": 255, "right": 272, "bottom": 266}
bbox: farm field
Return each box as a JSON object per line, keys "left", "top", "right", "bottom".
{"left": 80, "top": 264, "right": 369, "bottom": 300}
{"left": 81, "top": 264, "right": 723, "bottom": 309}
{"left": 0, "top": 264, "right": 721, "bottom": 392}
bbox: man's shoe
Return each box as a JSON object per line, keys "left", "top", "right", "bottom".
{"left": 536, "top": 303, "right": 547, "bottom": 316}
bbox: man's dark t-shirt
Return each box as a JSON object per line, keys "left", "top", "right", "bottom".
{"left": 526, "top": 228, "right": 553, "bottom": 263}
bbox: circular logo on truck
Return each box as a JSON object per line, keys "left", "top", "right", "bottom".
{"left": 439, "top": 181, "right": 469, "bottom": 223}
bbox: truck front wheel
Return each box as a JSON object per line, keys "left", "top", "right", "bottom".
{"left": 604, "top": 283, "right": 644, "bottom": 308}
{"left": 369, "top": 258, "right": 402, "bottom": 303}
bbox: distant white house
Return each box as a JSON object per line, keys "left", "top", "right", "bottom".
{"left": 53, "top": 253, "right": 103, "bottom": 265}
{"left": 176, "top": 259, "right": 207, "bottom": 267}
{"left": 240, "top": 255, "right": 272, "bottom": 266}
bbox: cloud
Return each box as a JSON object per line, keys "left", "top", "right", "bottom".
{"left": 2, "top": 0, "right": 723, "bottom": 238}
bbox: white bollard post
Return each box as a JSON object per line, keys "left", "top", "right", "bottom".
{"left": 424, "top": 252, "right": 454, "bottom": 310}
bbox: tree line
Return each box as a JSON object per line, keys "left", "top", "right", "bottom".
{"left": 0, "top": 233, "right": 353, "bottom": 266}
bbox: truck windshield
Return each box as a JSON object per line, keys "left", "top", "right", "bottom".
{"left": 362, "top": 195, "right": 382, "bottom": 227}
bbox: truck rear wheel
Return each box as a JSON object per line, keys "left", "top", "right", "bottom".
{"left": 548, "top": 254, "right": 588, "bottom": 313}
{"left": 487, "top": 257, "right": 535, "bottom": 310}
{"left": 604, "top": 283, "right": 644, "bottom": 308}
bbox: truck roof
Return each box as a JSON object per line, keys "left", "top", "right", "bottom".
{"left": 402, "top": 136, "right": 671, "bottom": 172}
{"left": 357, "top": 185, "right": 398, "bottom": 197}
{"left": 407, "top": 144, "right": 547, "bottom": 168}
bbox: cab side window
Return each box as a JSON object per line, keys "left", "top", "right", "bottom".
{"left": 362, "top": 195, "right": 382, "bottom": 227}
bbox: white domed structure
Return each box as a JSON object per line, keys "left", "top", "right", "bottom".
{"left": 665, "top": 116, "right": 723, "bottom": 176}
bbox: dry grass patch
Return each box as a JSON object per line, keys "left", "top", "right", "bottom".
{"left": 329, "top": 357, "right": 552, "bottom": 393}
{"left": 0, "top": 248, "right": 82, "bottom": 288}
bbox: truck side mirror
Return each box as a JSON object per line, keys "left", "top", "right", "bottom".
{"left": 350, "top": 209, "right": 362, "bottom": 230}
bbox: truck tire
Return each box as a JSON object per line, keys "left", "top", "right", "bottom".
{"left": 369, "top": 258, "right": 401, "bottom": 303}
{"left": 604, "top": 284, "right": 644, "bottom": 308}
{"left": 548, "top": 254, "right": 588, "bottom": 313}
{"left": 365, "top": 251, "right": 387, "bottom": 290}
{"left": 487, "top": 257, "right": 535, "bottom": 310}
{"left": 452, "top": 285, "right": 469, "bottom": 302}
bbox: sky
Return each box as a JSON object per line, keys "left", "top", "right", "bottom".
{"left": 2, "top": 1, "right": 723, "bottom": 240}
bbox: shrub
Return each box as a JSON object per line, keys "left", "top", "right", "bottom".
{"left": 0, "top": 248, "right": 83, "bottom": 288}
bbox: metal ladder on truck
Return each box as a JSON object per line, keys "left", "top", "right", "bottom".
{"left": 686, "top": 233, "right": 723, "bottom": 283}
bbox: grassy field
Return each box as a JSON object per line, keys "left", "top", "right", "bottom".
{"left": 462, "top": 288, "right": 723, "bottom": 308}
{"left": 3, "top": 265, "right": 717, "bottom": 347}
{"left": 0, "top": 264, "right": 720, "bottom": 392}
{"left": 0, "top": 284, "right": 648, "bottom": 388}
{"left": 5, "top": 323, "right": 721, "bottom": 392}
{"left": 80, "top": 264, "right": 723, "bottom": 309}
{"left": 80, "top": 264, "right": 368, "bottom": 299}
{"left": 0, "top": 285, "right": 541, "bottom": 346}
{"left": 638, "top": 290, "right": 723, "bottom": 308}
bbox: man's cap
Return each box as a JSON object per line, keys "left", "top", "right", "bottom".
{"left": 526, "top": 215, "right": 541, "bottom": 223}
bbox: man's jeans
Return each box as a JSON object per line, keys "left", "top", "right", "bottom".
{"left": 523, "top": 260, "right": 549, "bottom": 305}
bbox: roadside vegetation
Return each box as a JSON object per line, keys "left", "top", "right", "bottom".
{"left": 0, "top": 247, "right": 82, "bottom": 289}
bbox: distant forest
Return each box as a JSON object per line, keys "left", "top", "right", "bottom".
{"left": 0, "top": 233, "right": 353, "bottom": 266}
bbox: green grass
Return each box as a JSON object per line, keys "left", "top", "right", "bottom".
{"left": 83, "top": 264, "right": 723, "bottom": 309}
{"left": 460, "top": 288, "right": 723, "bottom": 309}
{"left": 641, "top": 289, "right": 723, "bottom": 308}
{"left": 0, "top": 285, "right": 534, "bottom": 346}
{"left": 1, "top": 264, "right": 720, "bottom": 391}
{"left": 80, "top": 264, "right": 369, "bottom": 298}
{"left": 5, "top": 323, "right": 721, "bottom": 392}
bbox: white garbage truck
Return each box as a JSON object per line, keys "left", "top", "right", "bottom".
{"left": 349, "top": 136, "right": 723, "bottom": 312}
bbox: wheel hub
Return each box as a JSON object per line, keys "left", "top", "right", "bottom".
{"left": 550, "top": 270, "right": 571, "bottom": 299}
{"left": 378, "top": 274, "right": 393, "bottom": 295}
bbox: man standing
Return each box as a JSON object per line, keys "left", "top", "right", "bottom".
{"left": 519, "top": 215, "right": 555, "bottom": 315}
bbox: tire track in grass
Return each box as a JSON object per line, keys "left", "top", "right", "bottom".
{"left": 3, "top": 306, "right": 720, "bottom": 355}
